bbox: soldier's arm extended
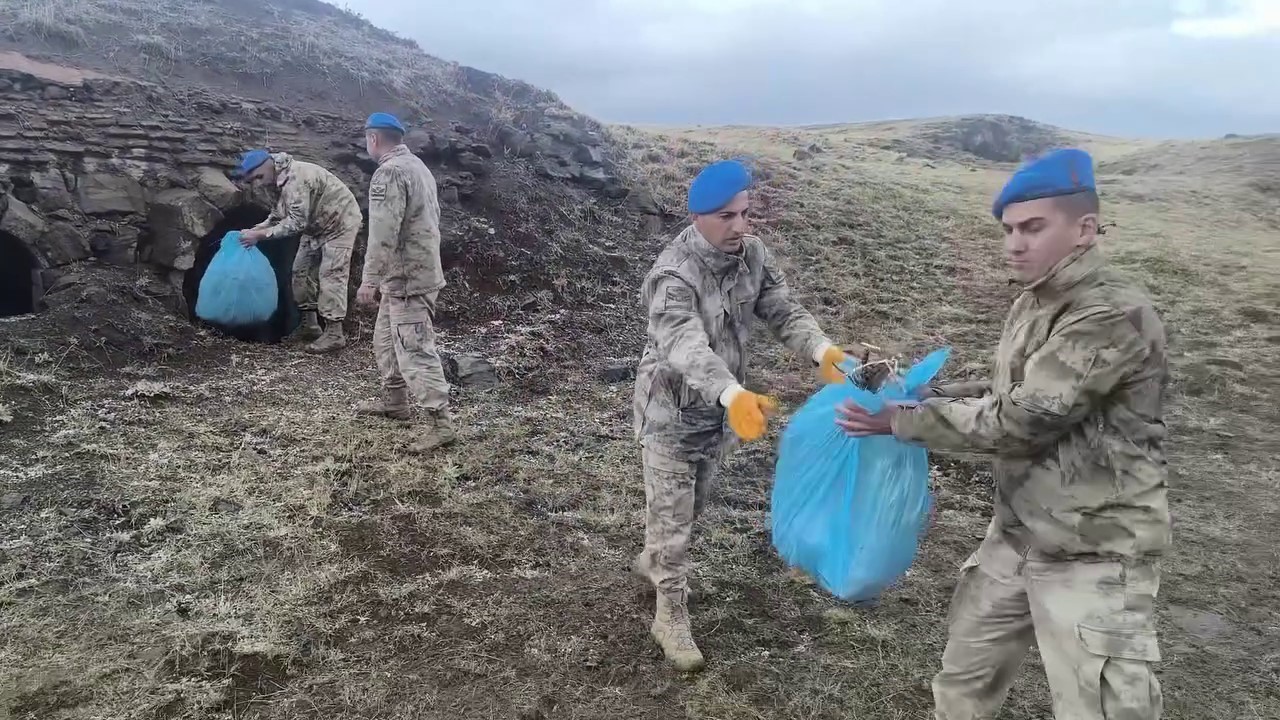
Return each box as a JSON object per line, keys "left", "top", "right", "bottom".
{"left": 360, "top": 168, "right": 406, "bottom": 288}
{"left": 892, "top": 305, "right": 1148, "bottom": 456}
{"left": 646, "top": 273, "right": 741, "bottom": 406}
{"left": 753, "top": 244, "right": 833, "bottom": 366}
{"left": 259, "top": 181, "right": 310, "bottom": 240}
{"left": 925, "top": 380, "right": 993, "bottom": 399}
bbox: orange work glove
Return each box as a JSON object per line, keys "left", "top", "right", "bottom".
{"left": 818, "top": 345, "right": 851, "bottom": 384}
{"left": 726, "top": 390, "right": 779, "bottom": 442}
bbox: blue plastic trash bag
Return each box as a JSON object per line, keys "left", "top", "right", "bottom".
{"left": 771, "top": 347, "right": 951, "bottom": 603}
{"left": 194, "top": 231, "right": 279, "bottom": 326}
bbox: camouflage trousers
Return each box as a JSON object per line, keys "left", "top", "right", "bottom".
{"left": 635, "top": 433, "right": 736, "bottom": 593}
{"left": 934, "top": 522, "right": 1163, "bottom": 720}
{"left": 292, "top": 218, "right": 359, "bottom": 321}
{"left": 374, "top": 291, "right": 450, "bottom": 411}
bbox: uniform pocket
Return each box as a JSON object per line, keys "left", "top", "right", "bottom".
{"left": 1077, "top": 623, "right": 1163, "bottom": 718}
{"left": 394, "top": 323, "right": 424, "bottom": 353}
{"left": 1076, "top": 623, "right": 1161, "bottom": 662}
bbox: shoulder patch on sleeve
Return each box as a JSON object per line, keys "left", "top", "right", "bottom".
{"left": 663, "top": 284, "right": 695, "bottom": 311}
{"left": 369, "top": 182, "right": 387, "bottom": 202}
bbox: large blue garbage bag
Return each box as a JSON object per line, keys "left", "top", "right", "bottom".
{"left": 194, "top": 231, "right": 279, "bottom": 326}
{"left": 771, "top": 347, "right": 951, "bottom": 602}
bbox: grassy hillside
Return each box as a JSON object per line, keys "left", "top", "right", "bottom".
{"left": 2, "top": 24, "right": 1278, "bottom": 713}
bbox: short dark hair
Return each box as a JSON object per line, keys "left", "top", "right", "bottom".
{"left": 1054, "top": 189, "right": 1100, "bottom": 219}
{"left": 371, "top": 127, "right": 404, "bottom": 145}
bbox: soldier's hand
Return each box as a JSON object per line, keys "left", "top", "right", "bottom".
{"left": 727, "top": 390, "right": 779, "bottom": 442}
{"left": 356, "top": 284, "right": 379, "bottom": 308}
{"left": 818, "top": 345, "right": 851, "bottom": 384}
{"left": 239, "top": 229, "right": 264, "bottom": 248}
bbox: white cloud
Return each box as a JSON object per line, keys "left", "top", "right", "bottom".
{"left": 1171, "top": 0, "right": 1280, "bottom": 38}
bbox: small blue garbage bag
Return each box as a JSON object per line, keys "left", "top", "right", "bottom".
{"left": 771, "top": 347, "right": 951, "bottom": 602}
{"left": 194, "top": 231, "right": 279, "bottom": 326}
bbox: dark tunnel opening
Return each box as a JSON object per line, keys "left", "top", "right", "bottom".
{"left": 0, "top": 231, "right": 38, "bottom": 318}
{"left": 182, "top": 205, "right": 301, "bottom": 343}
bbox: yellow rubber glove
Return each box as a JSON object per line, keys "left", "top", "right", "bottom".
{"left": 727, "top": 390, "right": 779, "bottom": 442}
{"left": 818, "top": 345, "right": 851, "bottom": 384}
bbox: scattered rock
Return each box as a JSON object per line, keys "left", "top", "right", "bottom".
{"left": 1, "top": 492, "right": 29, "bottom": 509}
{"left": 212, "top": 498, "right": 242, "bottom": 514}
{"left": 76, "top": 171, "right": 147, "bottom": 215}
{"left": 440, "top": 187, "right": 460, "bottom": 205}
{"left": 456, "top": 151, "right": 487, "bottom": 174}
{"left": 41, "top": 221, "right": 92, "bottom": 265}
{"left": 467, "top": 143, "right": 493, "bottom": 159}
{"left": 0, "top": 195, "right": 47, "bottom": 255}
{"left": 30, "top": 168, "right": 75, "bottom": 211}
{"left": 1203, "top": 357, "right": 1245, "bottom": 372}
{"left": 189, "top": 166, "right": 241, "bottom": 210}
{"left": 0, "top": 404, "right": 12, "bottom": 425}
{"left": 147, "top": 189, "right": 222, "bottom": 271}
{"left": 807, "top": 143, "right": 825, "bottom": 154}
{"left": 43, "top": 85, "right": 69, "bottom": 101}
{"left": 601, "top": 360, "right": 636, "bottom": 383}
{"left": 793, "top": 148, "right": 815, "bottom": 161}
{"left": 446, "top": 353, "right": 498, "bottom": 388}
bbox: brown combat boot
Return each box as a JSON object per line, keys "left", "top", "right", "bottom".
{"left": 355, "top": 387, "right": 411, "bottom": 421}
{"left": 289, "top": 311, "right": 322, "bottom": 343}
{"left": 408, "top": 408, "right": 458, "bottom": 453}
{"left": 651, "top": 588, "right": 704, "bottom": 672}
{"left": 305, "top": 321, "right": 346, "bottom": 354}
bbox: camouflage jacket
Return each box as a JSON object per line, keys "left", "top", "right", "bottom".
{"left": 633, "top": 225, "right": 832, "bottom": 453}
{"left": 360, "top": 145, "right": 445, "bottom": 297}
{"left": 893, "top": 245, "right": 1172, "bottom": 560}
{"left": 255, "top": 153, "right": 361, "bottom": 244}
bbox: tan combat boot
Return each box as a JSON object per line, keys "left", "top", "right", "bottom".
{"left": 651, "top": 588, "right": 704, "bottom": 672}
{"left": 355, "top": 387, "right": 411, "bottom": 421}
{"left": 408, "top": 408, "right": 458, "bottom": 453}
{"left": 289, "top": 310, "right": 322, "bottom": 343}
{"left": 305, "top": 321, "right": 346, "bottom": 354}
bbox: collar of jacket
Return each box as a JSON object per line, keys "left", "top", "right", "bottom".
{"left": 1023, "top": 244, "right": 1104, "bottom": 301}
{"left": 688, "top": 225, "right": 747, "bottom": 278}
{"left": 378, "top": 144, "right": 411, "bottom": 166}
{"left": 270, "top": 152, "right": 294, "bottom": 190}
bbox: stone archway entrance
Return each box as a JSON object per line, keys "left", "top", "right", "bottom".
{"left": 0, "top": 230, "right": 38, "bottom": 317}
{"left": 182, "top": 206, "right": 301, "bottom": 343}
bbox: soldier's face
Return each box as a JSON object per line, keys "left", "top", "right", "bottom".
{"left": 246, "top": 163, "right": 274, "bottom": 188}
{"left": 1001, "top": 197, "right": 1095, "bottom": 283}
{"left": 693, "top": 191, "right": 751, "bottom": 253}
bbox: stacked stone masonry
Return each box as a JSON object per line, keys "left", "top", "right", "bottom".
{"left": 0, "top": 55, "right": 656, "bottom": 315}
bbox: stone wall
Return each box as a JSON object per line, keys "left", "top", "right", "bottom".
{"left": 0, "top": 52, "right": 656, "bottom": 317}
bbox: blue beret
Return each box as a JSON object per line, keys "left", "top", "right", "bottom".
{"left": 365, "top": 112, "right": 405, "bottom": 133}
{"left": 992, "top": 148, "right": 1096, "bottom": 219}
{"left": 688, "top": 159, "right": 752, "bottom": 214}
{"left": 235, "top": 149, "right": 270, "bottom": 177}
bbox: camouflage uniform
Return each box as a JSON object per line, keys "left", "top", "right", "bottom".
{"left": 632, "top": 224, "right": 834, "bottom": 668}
{"left": 358, "top": 145, "right": 454, "bottom": 449}
{"left": 892, "top": 245, "right": 1170, "bottom": 719}
{"left": 254, "top": 153, "right": 363, "bottom": 323}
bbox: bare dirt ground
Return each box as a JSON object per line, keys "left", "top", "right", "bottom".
{"left": 4, "top": 81, "right": 1280, "bottom": 720}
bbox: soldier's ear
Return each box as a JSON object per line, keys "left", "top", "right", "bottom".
{"left": 1078, "top": 213, "right": 1099, "bottom": 244}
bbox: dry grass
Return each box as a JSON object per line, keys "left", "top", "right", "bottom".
{"left": 3, "top": 115, "right": 1280, "bottom": 719}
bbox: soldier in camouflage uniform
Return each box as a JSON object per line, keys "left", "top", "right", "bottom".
{"left": 353, "top": 113, "right": 456, "bottom": 453}
{"left": 634, "top": 159, "right": 880, "bottom": 672}
{"left": 836, "top": 148, "right": 1170, "bottom": 720}
{"left": 237, "top": 149, "right": 363, "bottom": 354}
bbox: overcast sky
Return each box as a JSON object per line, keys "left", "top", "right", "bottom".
{"left": 335, "top": 0, "right": 1279, "bottom": 138}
